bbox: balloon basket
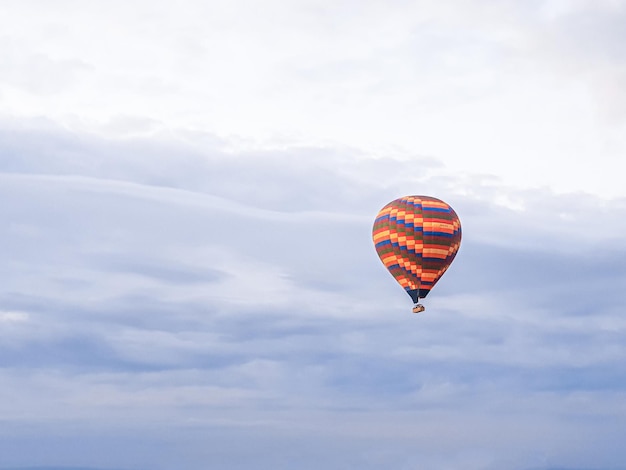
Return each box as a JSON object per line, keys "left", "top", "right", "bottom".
{"left": 412, "top": 304, "right": 425, "bottom": 314}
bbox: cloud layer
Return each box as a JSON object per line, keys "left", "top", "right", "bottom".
{"left": 1, "top": 120, "right": 626, "bottom": 469}
{"left": 1, "top": 0, "right": 626, "bottom": 196}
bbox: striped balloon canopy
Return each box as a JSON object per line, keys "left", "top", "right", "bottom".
{"left": 372, "top": 195, "right": 462, "bottom": 305}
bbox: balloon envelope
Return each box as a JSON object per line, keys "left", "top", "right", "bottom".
{"left": 372, "top": 195, "right": 462, "bottom": 303}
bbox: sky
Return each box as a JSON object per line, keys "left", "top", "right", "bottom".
{"left": 1, "top": 1, "right": 626, "bottom": 469}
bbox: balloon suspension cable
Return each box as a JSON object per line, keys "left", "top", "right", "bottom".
{"left": 412, "top": 302, "right": 425, "bottom": 314}
{"left": 412, "top": 290, "right": 425, "bottom": 314}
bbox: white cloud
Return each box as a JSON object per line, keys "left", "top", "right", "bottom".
{"left": 1, "top": 0, "right": 625, "bottom": 197}
{"left": 0, "top": 310, "right": 29, "bottom": 322}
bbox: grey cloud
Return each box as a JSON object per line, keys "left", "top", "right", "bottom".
{"left": 1, "top": 468, "right": 128, "bottom": 470}
{"left": 0, "top": 121, "right": 442, "bottom": 213}
{"left": 2, "top": 122, "right": 626, "bottom": 469}
{"left": 91, "top": 256, "right": 226, "bottom": 285}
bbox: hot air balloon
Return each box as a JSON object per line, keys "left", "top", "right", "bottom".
{"left": 372, "top": 195, "right": 461, "bottom": 313}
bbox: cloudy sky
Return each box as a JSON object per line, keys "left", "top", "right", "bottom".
{"left": 1, "top": 1, "right": 626, "bottom": 469}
